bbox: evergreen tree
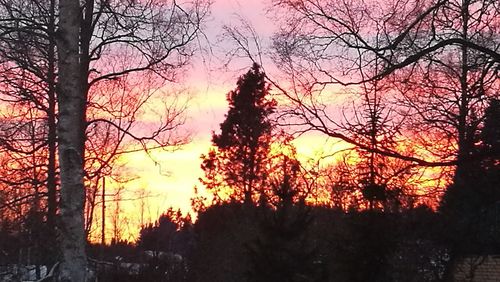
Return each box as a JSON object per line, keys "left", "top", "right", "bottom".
{"left": 246, "top": 168, "right": 326, "bottom": 282}
{"left": 138, "top": 213, "right": 177, "bottom": 254}
{"left": 137, "top": 210, "right": 193, "bottom": 282}
{"left": 481, "top": 98, "right": 500, "bottom": 170}
{"left": 201, "top": 63, "right": 276, "bottom": 205}
{"left": 440, "top": 98, "right": 500, "bottom": 254}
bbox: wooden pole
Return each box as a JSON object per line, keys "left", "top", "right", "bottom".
{"left": 100, "top": 176, "right": 106, "bottom": 265}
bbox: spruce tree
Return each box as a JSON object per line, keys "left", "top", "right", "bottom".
{"left": 201, "top": 63, "right": 276, "bottom": 205}
{"left": 246, "top": 172, "right": 325, "bottom": 282}
{"left": 440, "top": 98, "right": 500, "bottom": 254}
{"left": 481, "top": 99, "right": 500, "bottom": 169}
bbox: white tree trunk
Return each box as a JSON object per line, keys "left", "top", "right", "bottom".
{"left": 56, "top": 0, "right": 87, "bottom": 281}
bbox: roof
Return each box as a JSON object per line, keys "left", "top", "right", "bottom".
{"left": 454, "top": 255, "right": 500, "bottom": 281}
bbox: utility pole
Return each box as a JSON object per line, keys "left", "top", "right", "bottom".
{"left": 100, "top": 176, "right": 106, "bottom": 261}
{"left": 101, "top": 176, "right": 106, "bottom": 246}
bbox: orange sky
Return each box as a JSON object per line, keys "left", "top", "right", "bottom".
{"left": 87, "top": 0, "right": 286, "bottom": 242}
{"left": 87, "top": 0, "right": 449, "bottom": 243}
{"left": 89, "top": 0, "right": 391, "bottom": 242}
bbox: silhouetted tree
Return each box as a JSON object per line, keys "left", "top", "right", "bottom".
{"left": 137, "top": 210, "right": 191, "bottom": 282}
{"left": 441, "top": 98, "right": 500, "bottom": 247}
{"left": 246, "top": 169, "right": 325, "bottom": 282}
{"left": 267, "top": 0, "right": 498, "bottom": 166}
{"left": 137, "top": 208, "right": 194, "bottom": 255}
{"left": 201, "top": 63, "right": 276, "bottom": 205}
{"left": 188, "top": 202, "right": 260, "bottom": 282}
{"left": 138, "top": 215, "right": 177, "bottom": 254}
{"left": 0, "top": 0, "right": 209, "bottom": 247}
{"left": 439, "top": 98, "right": 500, "bottom": 279}
{"left": 0, "top": 0, "right": 210, "bottom": 279}
{"left": 342, "top": 71, "right": 422, "bottom": 211}
{"left": 481, "top": 99, "right": 500, "bottom": 170}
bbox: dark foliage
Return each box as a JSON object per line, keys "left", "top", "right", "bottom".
{"left": 185, "top": 201, "right": 446, "bottom": 282}
{"left": 481, "top": 99, "right": 500, "bottom": 168}
{"left": 187, "top": 202, "right": 259, "bottom": 282}
{"left": 440, "top": 98, "right": 500, "bottom": 255}
{"left": 0, "top": 210, "right": 56, "bottom": 267}
{"left": 135, "top": 210, "right": 193, "bottom": 282}
{"left": 0, "top": 219, "right": 20, "bottom": 265}
{"left": 138, "top": 214, "right": 177, "bottom": 253}
{"left": 201, "top": 63, "right": 276, "bottom": 204}
{"left": 246, "top": 176, "right": 326, "bottom": 282}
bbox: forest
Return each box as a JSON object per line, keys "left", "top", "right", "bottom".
{"left": 0, "top": 0, "right": 498, "bottom": 281}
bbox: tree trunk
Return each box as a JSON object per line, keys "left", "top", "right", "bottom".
{"left": 46, "top": 0, "right": 58, "bottom": 235}
{"left": 56, "top": 0, "right": 88, "bottom": 281}
{"left": 454, "top": 0, "right": 472, "bottom": 185}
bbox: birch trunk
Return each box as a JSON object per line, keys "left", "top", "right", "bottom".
{"left": 46, "top": 0, "right": 58, "bottom": 238}
{"left": 56, "top": 0, "right": 87, "bottom": 281}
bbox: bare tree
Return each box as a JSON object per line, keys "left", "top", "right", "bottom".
{"left": 268, "top": 0, "right": 499, "bottom": 170}
{"left": 0, "top": 0, "right": 209, "bottom": 211}
{"left": 0, "top": 0, "right": 59, "bottom": 233}
{"left": 0, "top": 0, "right": 211, "bottom": 280}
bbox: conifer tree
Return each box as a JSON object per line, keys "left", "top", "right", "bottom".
{"left": 246, "top": 170, "right": 325, "bottom": 282}
{"left": 440, "top": 98, "right": 500, "bottom": 254}
{"left": 481, "top": 99, "right": 500, "bottom": 169}
{"left": 201, "top": 63, "right": 276, "bottom": 205}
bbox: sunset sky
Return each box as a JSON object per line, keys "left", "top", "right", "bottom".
{"left": 91, "top": 0, "right": 362, "bottom": 242}
{"left": 0, "top": 2, "right": 495, "bottom": 280}
{"left": 98, "top": 0, "right": 287, "bottom": 241}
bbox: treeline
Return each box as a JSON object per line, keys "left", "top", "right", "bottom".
{"left": 186, "top": 65, "right": 499, "bottom": 281}
{"left": 91, "top": 64, "right": 498, "bottom": 281}
{"left": 102, "top": 169, "right": 497, "bottom": 282}
{"left": 0, "top": 0, "right": 498, "bottom": 281}
{"left": 0, "top": 49, "right": 499, "bottom": 282}
{"left": 130, "top": 199, "right": 443, "bottom": 282}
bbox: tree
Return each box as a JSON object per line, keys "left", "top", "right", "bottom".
{"left": 55, "top": 0, "right": 86, "bottom": 280}
{"left": 261, "top": 2, "right": 499, "bottom": 273}
{"left": 203, "top": 0, "right": 499, "bottom": 214}
{"left": 0, "top": 0, "right": 208, "bottom": 237}
{"left": 440, "top": 98, "right": 500, "bottom": 254}
{"left": 341, "top": 69, "right": 424, "bottom": 211}
{"left": 138, "top": 208, "right": 183, "bottom": 254}
{"left": 201, "top": 63, "right": 276, "bottom": 205}
{"left": 263, "top": 0, "right": 499, "bottom": 172}
{"left": 0, "top": 0, "right": 211, "bottom": 280}
{"left": 246, "top": 171, "right": 325, "bottom": 282}
{"left": 0, "top": 2, "right": 210, "bottom": 278}
{"left": 481, "top": 99, "right": 500, "bottom": 169}
{"left": 137, "top": 210, "right": 188, "bottom": 282}
{"left": 0, "top": 0, "right": 59, "bottom": 235}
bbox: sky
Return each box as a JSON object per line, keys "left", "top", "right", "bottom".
{"left": 88, "top": 0, "right": 458, "bottom": 242}
{"left": 90, "top": 0, "right": 361, "bottom": 242}
{"left": 96, "top": 0, "right": 278, "bottom": 241}
{"left": 140, "top": 0, "right": 274, "bottom": 207}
